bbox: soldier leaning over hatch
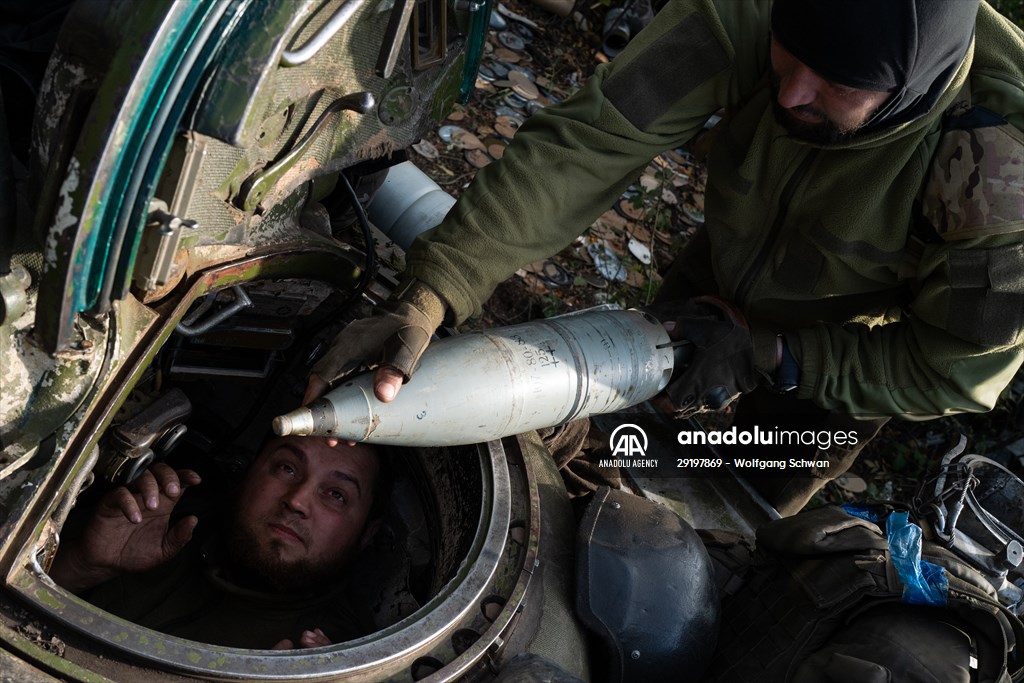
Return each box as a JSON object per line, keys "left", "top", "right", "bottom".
{"left": 304, "top": 0, "right": 1024, "bottom": 515}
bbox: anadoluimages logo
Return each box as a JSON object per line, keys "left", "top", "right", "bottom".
{"left": 609, "top": 424, "right": 648, "bottom": 458}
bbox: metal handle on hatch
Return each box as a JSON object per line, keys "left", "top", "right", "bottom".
{"left": 281, "top": 0, "right": 369, "bottom": 66}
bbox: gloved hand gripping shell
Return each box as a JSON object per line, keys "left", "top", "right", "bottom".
{"left": 645, "top": 296, "right": 787, "bottom": 417}
{"left": 310, "top": 279, "right": 447, "bottom": 388}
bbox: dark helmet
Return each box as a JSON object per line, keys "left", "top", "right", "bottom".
{"left": 575, "top": 486, "right": 720, "bottom": 683}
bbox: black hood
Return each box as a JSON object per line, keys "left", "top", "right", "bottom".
{"left": 771, "top": 0, "right": 979, "bottom": 130}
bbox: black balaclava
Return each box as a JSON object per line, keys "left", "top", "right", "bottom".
{"left": 771, "top": 0, "right": 980, "bottom": 130}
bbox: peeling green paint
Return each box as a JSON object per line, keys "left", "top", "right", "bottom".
{"left": 34, "top": 1, "right": 227, "bottom": 351}
{"left": 1, "top": 297, "right": 106, "bottom": 456}
{"left": 431, "top": 53, "right": 467, "bottom": 122}
{"left": 220, "top": 156, "right": 257, "bottom": 200}
{"left": 33, "top": 588, "right": 66, "bottom": 610}
{"left": 194, "top": 1, "right": 310, "bottom": 146}
{"left": 206, "top": 655, "right": 228, "bottom": 668}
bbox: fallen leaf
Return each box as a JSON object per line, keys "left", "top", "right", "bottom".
{"left": 585, "top": 240, "right": 627, "bottom": 282}
{"left": 496, "top": 3, "right": 541, "bottom": 30}
{"left": 412, "top": 139, "right": 439, "bottom": 160}
{"left": 625, "top": 268, "right": 646, "bottom": 289}
{"left": 494, "top": 116, "right": 521, "bottom": 139}
{"left": 465, "top": 148, "right": 492, "bottom": 168}
{"left": 522, "top": 261, "right": 547, "bottom": 275}
{"left": 639, "top": 175, "right": 659, "bottom": 192}
{"left": 628, "top": 238, "right": 652, "bottom": 264}
{"left": 682, "top": 202, "right": 705, "bottom": 225}
{"left": 616, "top": 198, "right": 645, "bottom": 221}
{"left": 451, "top": 128, "right": 487, "bottom": 150}
{"left": 474, "top": 80, "right": 497, "bottom": 94}
{"left": 494, "top": 47, "right": 521, "bottom": 63}
{"left": 488, "top": 142, "right": 506, "bottom": 159}
{"left": 652, "top": 155, "right": 672, "bottom": 170}
{"left": 593, "top": 209, "right": 628, "bottom": 231}
{"left": 512, "top": 80, "right": 539, "bottom": 100}
{"left": 519, "top": 274, "right": 550, "bottom": 296}
{"left": 627, "top": 222, "right": 652, "bottom": 243}
{"left": 572, "top": 240, "right": 593, "bottom": 263}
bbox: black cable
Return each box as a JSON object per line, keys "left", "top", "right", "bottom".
{"left": 337, "top": 170, "right": 377, "bottom": 300}
{"left": 214, "top": 171, "right": 379, "bottom": 448}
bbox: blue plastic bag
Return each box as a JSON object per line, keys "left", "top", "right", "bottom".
{"left": 886, "top": 510, "right": 948, "bottom": 607}
{"left": 840, "top": 503, "right": 885, "bottom": 524}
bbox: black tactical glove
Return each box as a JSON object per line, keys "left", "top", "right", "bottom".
{"left": 310, "top": 279, "right": 447, "bottom": 389}
{"left": 646, "top": 296, "right": 763, "bottom": 417}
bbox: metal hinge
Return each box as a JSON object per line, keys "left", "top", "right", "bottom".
{"left": 133, "top": 199, "right": 198, "bottom": 292}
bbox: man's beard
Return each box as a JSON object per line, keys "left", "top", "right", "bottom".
{"left": 768, "top": 71, "right": 870, "bottom": 145}
{"left": 222, "top": 513, "right": 348, "bottom": 594}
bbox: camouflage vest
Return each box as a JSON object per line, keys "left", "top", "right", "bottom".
{"left": 704, "top": 506, "right": 1024, "bottom": 683}
{"left": 918, "top": 82, "right": 1024, "bottom": 243}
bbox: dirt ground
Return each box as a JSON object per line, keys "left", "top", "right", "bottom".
{"left": 407, "top": 0, "right": 1024, "bottom": 506}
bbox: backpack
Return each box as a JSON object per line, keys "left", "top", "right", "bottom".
{"left": 704, "top": 505, "right": 1024, "bottom": 683}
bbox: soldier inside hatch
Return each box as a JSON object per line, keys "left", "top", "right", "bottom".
{"left": 50, "top": 436, "right": 389, "bottom": 649}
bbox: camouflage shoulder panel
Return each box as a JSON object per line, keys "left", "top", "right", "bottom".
{"left": 920, "top": 112, "right": 1024, "bottom": 241}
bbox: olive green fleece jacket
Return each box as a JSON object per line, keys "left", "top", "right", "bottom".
{"left": 406, "top": 0, "right": 1024, "bottom": 419}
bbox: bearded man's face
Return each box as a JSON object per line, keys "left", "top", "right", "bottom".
{"left": 769, "top": 36, "right": 891, "bottom": 145}
{"left": 225, "top": 437, "right": 378, "bottom": 592}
